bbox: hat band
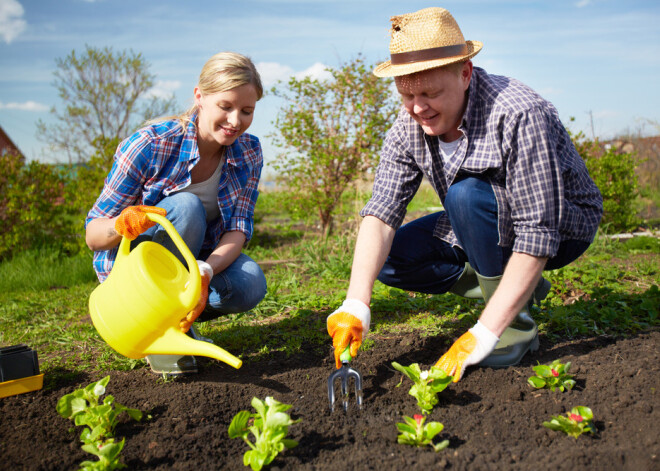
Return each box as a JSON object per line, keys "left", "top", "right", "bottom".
{"left": 390, "top": 44, "right": 468, "bottom": 65}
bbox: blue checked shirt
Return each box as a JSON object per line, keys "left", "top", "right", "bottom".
{"left": 361, "top": 67, "right": 603, "bottom": 258}
{"left": 86, "top": 113, "right": 263, "bottom": 281}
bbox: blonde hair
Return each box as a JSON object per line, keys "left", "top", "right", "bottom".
{"left": 152, "top": 52, "right": 263, "bottom": 129}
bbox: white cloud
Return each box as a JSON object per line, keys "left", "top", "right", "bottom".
{"left": 295, "top": 62, "right": 332, "bottom": 81}
{"left": 575, "top": 0, "right": 592, "bottom": 7}
{"left": 0, "top": 0, "right": 26, "bottom": 43}
{"left": 146, "top": 80, "right": 181, "bottom": 99}
{"left": 0, "top": 100, "right": 49, "bottom": 111}
{"left": 257, "top": 61, "right": 333, "bottom": 88}
{"left": 256, "top": 62, "right": 295, "bottom": 87}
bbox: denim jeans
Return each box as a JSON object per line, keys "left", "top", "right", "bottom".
{"left": 134, "top": 192, "right": 267, "bottom": 321}
{"left": 378, "top": 176, "right": 590, "bottom": 294}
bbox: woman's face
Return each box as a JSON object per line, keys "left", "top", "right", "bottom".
{"left": 195, "top": 83, "right": 258, "bottom": 148}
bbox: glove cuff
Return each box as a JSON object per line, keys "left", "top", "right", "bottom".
{"left": 469, "top": 321, "right": 499, "bottom": 353}
{"left": 328, "top": 298, "right": 371, "bottom": 337}
{"left": 197, "top": 260, "right": 214, "bottom": 279}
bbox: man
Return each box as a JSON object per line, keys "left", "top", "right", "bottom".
{"left": 326, "top": 7, "right": 602, "bottom": 381}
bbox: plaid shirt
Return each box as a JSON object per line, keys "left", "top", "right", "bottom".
{"left": 86, "top": 114, "right": 263, "bottom": 281}
{"left": 361, "top": 67, "right": 602, "bottom": 258}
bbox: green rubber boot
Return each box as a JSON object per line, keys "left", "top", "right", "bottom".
{"left": 475, "top": 273, "right": 551, "bottom": 368}
{"left": 448, "top": 263, "right": 483, "bottom": 299}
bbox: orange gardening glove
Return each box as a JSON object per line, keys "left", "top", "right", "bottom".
{"left": 179, "top": 261, "right": 213, "bottom": 333}
{"left": 435, "top": 321, "right": 499, "bottom": 382}
{"left": 114, "top": 205, "right": 167, "bottom": 240}
{"left": 326, "top": 299, "right": 371, "bottom": 369}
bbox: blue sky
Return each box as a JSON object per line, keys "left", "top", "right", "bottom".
{"left": 1, "top": 0, "right": 659, "bottom": 169}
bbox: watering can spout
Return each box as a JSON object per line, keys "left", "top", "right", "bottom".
{"left": 144, "top": 328, "right": 242, "bottom": 369}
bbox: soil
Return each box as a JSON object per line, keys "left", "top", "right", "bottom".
{"left": 1, "top": 329, "right": 658, "bottom": 471}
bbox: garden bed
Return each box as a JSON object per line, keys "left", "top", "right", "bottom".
{"left": 1, "top": 329, "right": 658, "bottom": 470}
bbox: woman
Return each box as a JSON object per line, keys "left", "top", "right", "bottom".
{"left": 85, "top": 52, "right": 267, "bottom": 375}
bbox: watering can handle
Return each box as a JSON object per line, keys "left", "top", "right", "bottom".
{"left": 116, "top": 212, "right": 201, "bottom": 309}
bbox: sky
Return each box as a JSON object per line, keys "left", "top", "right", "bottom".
{"left": 1, "top": 0, "right": 659, "bottom": 171}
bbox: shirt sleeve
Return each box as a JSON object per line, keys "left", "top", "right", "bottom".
{"left": 85, "top": 131, "right": 152, "bottom": 226}
{"left": 360, "top": 115, "right": 424, "bottom": 230}
{"left": 226, "top": 138, "right": 263, "bottom": 241}
{"left": 504, "top": 106, "right": 564, "bottom": 257}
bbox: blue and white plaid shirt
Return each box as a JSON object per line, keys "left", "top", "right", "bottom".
{"left": 86, "top": 113, "right": 263, "bottom": 281}
{"left": 361, "top": 67, "right": 603, "bottom": 258}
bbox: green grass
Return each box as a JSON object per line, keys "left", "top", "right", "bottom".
{"left": 1, "top": 189, "right": 658, "bottom": 387}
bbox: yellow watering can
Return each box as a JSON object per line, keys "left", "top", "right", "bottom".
{"left": 89, "top": 213, "right": 242, "bottom": 369}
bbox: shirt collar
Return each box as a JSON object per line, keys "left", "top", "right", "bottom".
{"left": 460, "top": 66, "right": 481, "bottom": 133}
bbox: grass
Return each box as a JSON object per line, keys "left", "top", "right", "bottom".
{"left": 1, "top": 188, "right": 658, "bottom": 387}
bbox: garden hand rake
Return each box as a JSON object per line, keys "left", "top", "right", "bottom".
{"left": 327, "top": 347, "right": 363, "bottom": 412}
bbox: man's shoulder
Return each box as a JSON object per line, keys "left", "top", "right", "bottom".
{"left": 472, "top": 67, "right": 547, "bottom": 113}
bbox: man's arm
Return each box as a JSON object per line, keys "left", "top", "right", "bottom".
{"left": 346, "top": 215, "right": 396, "bottom": 306}
{"left": 479, "top": 252, "right": 548, "bottom": 336}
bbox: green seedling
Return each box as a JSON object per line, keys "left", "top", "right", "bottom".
{"left": 396, "top": 414, "right": 449, "bottom": 452}
{"left": 528, "top": 359, "right": 576, "bottom": 392}
{"left": 391, "top": 362, "right": 453, "bottom": 414}
{"left": 543, "top": 406, "right": 596, "bottom": 438}
{"left": 228, "top": 396, "right": 301, "bottom": 471}
{"left": 56, "top": 376, "right": 143, "bottom": 470}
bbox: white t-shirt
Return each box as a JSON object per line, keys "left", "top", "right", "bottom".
{"left": 179, "top": 158, "right": 224, "bottom": 222}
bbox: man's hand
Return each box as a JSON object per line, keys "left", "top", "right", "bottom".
{"left": 435, "top": 321, "right": 499, "bottom": 382}
{"left": 114, "top": 205, "right": 167, "bottom": 240}
{"left": 326, "top": 299, "right": 371, "bottom": 369}
{"left": 179, "top": 261, "right": 213, "bottom": 333}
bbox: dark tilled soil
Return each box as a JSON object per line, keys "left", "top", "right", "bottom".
{"left": 1, "top": 330, "right": 658, "bottom": 470}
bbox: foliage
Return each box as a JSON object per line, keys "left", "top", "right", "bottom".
{"left": 36, "top": 45, "right": 176, "bottom": 164}
{"left": 0, "top": 153, "right": 78, "bottom": 260}
{"left": 396, "top": 414, "right": 449, "bottom": 452}
{"left": 543, "top": 406, "right": 596, "bottom": 439}
{"left": 391, "top": 362, "right": 453, "bottom": 414}
{"left": 269, "top": 54, "right": 400, "bottom": 236}
{"left": 528, "top": 359, "right": 576, "bottom": 392}
{"left": 56, "top": 376, "right": 143, "bottom": 470}
{"left": 228, "top": 396, "right": 300, "bottom": 471}
{"left": 569, "top": 126, "right": 640, "bottom": 232}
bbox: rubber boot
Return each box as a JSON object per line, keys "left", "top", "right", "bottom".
{"left": 475, "top": 273, "right": 551, "bottom": 368}
{"left": 448, "top": 263, "right": 483, "bottom": 299}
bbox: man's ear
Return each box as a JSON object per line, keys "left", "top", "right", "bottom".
{"left": 461, "top": 60, "right": 473, "bottom": 90}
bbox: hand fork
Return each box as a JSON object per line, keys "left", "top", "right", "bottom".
{"left": 327, "top": 347, "right": 363, "bottom": 412}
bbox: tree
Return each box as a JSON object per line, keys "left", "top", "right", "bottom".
{"left": 269, "top": 55, "right": 400, "bottom": 236}
{"left": 37, "top": 45, "right": 177, "bottom": 164}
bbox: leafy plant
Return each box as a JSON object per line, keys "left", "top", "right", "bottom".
{"left": 543, "top": 406, "right": 596, "bottom": 439}
{"left": 391, "top": 362, "right": 453, "bottom": 414}
{"left": 528, "top": 359, "right": 576, "bottom": 392}
{"left": 396, "top": 414, "right": 449, "bottom": 452}
{"left": 228, "top": 396, "right": 301, "bottom": 471}
{"left": 56, "top": 376, "right": 143, "bottom": 470}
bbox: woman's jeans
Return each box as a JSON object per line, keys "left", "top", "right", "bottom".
{"left": 378, "top": 176, "right": 591, "bottom": 294}
{"left": 133, "top": 192, "right": 267, "bottom": 321}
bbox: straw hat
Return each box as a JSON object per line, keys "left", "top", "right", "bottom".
{"left": 374, "top": 7, "right": 482, "bottom": 77}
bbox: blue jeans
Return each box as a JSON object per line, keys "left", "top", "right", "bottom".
{"left": 378, "top": 176, "right": 590, "bottom": 293}
{"left": 134, "top": 192, "right": 267, "bottom": 321}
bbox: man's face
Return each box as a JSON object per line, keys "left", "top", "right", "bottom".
{"left": 395, "top": 61, "right": 472, "bottom": 142}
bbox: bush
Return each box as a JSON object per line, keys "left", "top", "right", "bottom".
{"left": 0, "top": 154, "right": 77, "bottom": 260}
{"left": 570, "top": 128, "right": 640, "bottom": 232}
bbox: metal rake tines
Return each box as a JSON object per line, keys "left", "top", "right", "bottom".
{"left": 328, "top": 362, "right": 363, "bottom": 412}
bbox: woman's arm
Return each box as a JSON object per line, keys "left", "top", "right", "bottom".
{"left": 86, "top": 217, "right": 122, "bottom": 251}
{"left": 205, "top": 230, "right": 247, "bottom": 275}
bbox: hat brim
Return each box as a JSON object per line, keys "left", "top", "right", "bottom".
{"left": 373, "top": 40, "right": 482, "bottom": 78}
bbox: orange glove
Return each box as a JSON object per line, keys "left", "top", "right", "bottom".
{"left": 327, "top": 299, "right": 370, "bottom": 369}
{"left": 435, "top": 321, "right": 499, "bottom": 382}
{"left": 114, "top": 205, "right": 167, "bottom": 240}
{"left": 179, "top": 261, "right": 213, "bottom": 333}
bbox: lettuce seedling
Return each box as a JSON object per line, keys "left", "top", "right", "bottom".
{"left": 543, "top": 406, "right": 596, "bottom": 438}
{"left": 528, "top": 359, "right": 576, "bottom": 392}
{"left": 391, "top": 362, "right": 453, "bottom": 414}
{"left": 56, "top": 376, "right": 143, "bottom": 470}
{"left": 396, "top": 414, "right": 449, "bottom": 452}
{"left": 228, "top": 396, "right": 301, "bottom": 471}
